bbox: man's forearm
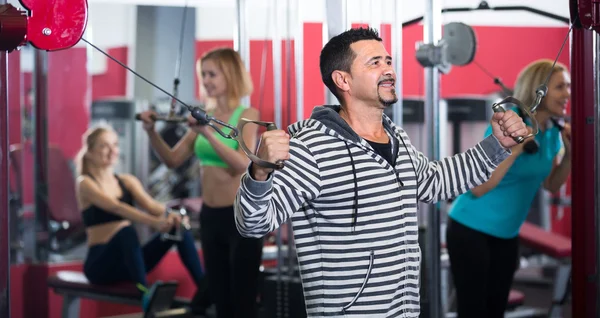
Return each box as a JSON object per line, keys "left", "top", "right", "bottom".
{"left": 415, "top": 135, "right": 511, "bottom": 203}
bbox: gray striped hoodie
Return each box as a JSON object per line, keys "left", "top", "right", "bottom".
{"left": 234, "top": 105, "right": 510, "bottom": 317}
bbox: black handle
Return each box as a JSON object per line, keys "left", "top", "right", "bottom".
{"left": 134, "top": 113, "right": 187, "bottom": 124}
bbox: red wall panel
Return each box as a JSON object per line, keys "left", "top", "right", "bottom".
{"left": 280, "top": 40, "right": 297, "bottom": 126}
{"left": 47, "top": 48, "right": 90, "bottom": 159}
{"left": 352, "top": 23, "right": 370, "bottom": 29}
{"left": 380, "top": 23, "right": 392, "bottom": 57}
{"left": 248, "top": 40, "right": 297, "bottom": 126}
{"left": 91, "top": 47, "right": 128, "bottom": 101}
{"left": 8, "top": 51, "right": 21, "bottom": 147}
{"left": 249, "top": 40, "right": 274, "bottom": 122}
{"left": 303, "top": 23, "right": 325, "bottom": 119}
{"left": 402, "top": 25, "right": 571, "bottom": 97}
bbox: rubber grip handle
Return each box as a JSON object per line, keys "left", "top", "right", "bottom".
{"left": 491, "top": 104, "right": 524, "bottom": 144}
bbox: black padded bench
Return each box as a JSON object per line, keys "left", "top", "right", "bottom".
{"left": 518, "top": 222, "right": 572, "bottom": 317}
{"left": 47, "top": 271, "right": 190, "bottom": 318}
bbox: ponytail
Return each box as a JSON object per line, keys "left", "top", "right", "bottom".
{"left": 75, "top": 146, "right": 90, "bottom": 176}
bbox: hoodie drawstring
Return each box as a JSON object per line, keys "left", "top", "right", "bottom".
{"left": 345, "top": 142, "right": 358, "bottom": 232}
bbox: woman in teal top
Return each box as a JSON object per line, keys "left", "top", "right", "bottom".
{"left": 139, "top": 48, "right": 263, "bottom": 318}
{"left": 446, "top": 59, "right": 572, "bottom": 318}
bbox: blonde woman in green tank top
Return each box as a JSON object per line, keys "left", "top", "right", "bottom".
{"left": 138, "top": 48, "right": 264, "bottom": 318}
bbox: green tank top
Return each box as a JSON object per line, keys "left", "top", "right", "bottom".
{"left": 194, "top": 105, "right": 245, "bottom": 168}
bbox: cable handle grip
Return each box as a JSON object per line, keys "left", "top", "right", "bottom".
{"left": 160, "top": 208, "right": 191, "bottom": 242}
{"left": 233, "top": 118, "right": 285, "bottom": 170}
{"left": 491, "top": 96, "right": 538, "bottom": 144}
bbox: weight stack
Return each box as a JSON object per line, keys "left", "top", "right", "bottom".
{"left": 261, "top": 271, "right": 306, "bottom": 318}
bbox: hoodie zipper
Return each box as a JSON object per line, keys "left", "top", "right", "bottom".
{"left": 391, "top": 138, "right": 404, "bottom": 189}
{"left": 347, "top": 138, "right": 403, "bottom": 232}
{"left": 342, "top": 250, "right": 375, "bottom": 313}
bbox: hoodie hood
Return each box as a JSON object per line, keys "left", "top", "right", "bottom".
{"left": 288, "top": 105, "right": 397, "bottom": 146}
{"left": 307, "top": 105, "right": 361, "bottom": 142}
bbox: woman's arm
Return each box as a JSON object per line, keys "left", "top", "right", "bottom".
{"left": 77, "top": 176, "right": 166, "bottom": 230}
{"left": 543, "top": 155, "right": 571, "bottom": 193}
{"left": 470, "top": 137, "right": 529, "bottom": 198}
{"left": 119, "top": 174, "right": 166, "bottom": 216}
{"left": 197, "top": 108, "right": 260, "bottom": 175}
{"left": 470, "top": 152, "right": 519, "bottom": 198}
{"left": 469, "top": 126, "right": 531, "bottom": 198}
{"left": 146, "top": 129, "right": 197, "bottom": 169}
{"left": 543, "top": 123, "right": 572, "bottom": 193}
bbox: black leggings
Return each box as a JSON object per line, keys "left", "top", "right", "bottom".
{"left": 200, "top": 204, "right": 264, "bottom": 318}
{"left": 84, "top": 225, "right": 205, "bottom": 289}
{"left": 446, "top": 218, "right": 520, "bottom": 318}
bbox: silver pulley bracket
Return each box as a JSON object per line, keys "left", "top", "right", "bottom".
{"left": 415, "top": 40, "right": 451, "bottom": 74}
{"left": 416, "top": 22, "right": 477, "bottom": 73}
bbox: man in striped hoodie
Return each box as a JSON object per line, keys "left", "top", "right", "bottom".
{"left": 234, "top": 28, "right": 528, "bottom": 317}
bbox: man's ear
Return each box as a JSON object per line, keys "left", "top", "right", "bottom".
{"left": 332, "top": 70, "right": 351, "bottom": 94}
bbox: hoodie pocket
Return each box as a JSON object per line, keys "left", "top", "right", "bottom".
{"left": 342, "top": 250, "right": 375, "bottom": 313}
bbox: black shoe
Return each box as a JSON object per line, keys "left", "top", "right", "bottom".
{"left": 190, "top": 277, "right": 211, "bottom": 314}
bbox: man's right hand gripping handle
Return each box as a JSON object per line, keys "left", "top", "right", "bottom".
{"left": 251, "top": 130, "right": 291, "bottom": 181}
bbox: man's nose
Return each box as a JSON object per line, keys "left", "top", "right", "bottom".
{"left": 383, "top": 65, "right": 395, "bottom": 77}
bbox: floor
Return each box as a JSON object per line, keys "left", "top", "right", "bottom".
{"left": 512, "top": 266, "right": 572, "bottom": 318}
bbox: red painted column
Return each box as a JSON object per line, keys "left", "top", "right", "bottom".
{"left": 570, "top": 25, "right": 597, "bottom": 318}
{"left": 33, "top": 50, "right": 49, "bottom": 261}
{"left": 0, "top": 1, "right": 10, "bottom": 316}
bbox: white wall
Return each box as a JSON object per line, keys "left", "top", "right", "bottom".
{"left": 32, "top": 0, "right": 568, "bottom": 46}
{"left": 12, "top": 0, "right": 571, "bottom": 47}
{"left": 86, "top": 3, "right": 138, "bottom": 79}
{"left": 189, "top": 0, "right": 570, "bottom": 41}
{"left": 133, "top": 5, "right": 197, "bottom": 104}
{"left": 86, "top": 3, "right": 138, "bottom": 47}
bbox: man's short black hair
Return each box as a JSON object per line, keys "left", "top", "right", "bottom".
{"left": 319, "top": 27, "right": 382, "bottom": 100}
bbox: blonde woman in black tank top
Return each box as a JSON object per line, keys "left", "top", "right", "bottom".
{"left": 75, "top": 125, "right": 210, "bottom": 315}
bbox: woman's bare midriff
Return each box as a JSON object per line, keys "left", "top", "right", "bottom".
{"left": 201, "top": 166, "right": 243, "bottom": 208}
{"left": 86, "top": 220, "right": 132, "bottom": 246}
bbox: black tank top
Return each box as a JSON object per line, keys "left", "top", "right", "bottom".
{"left": 82, "top": 174, "right": 135, "bottom": 227}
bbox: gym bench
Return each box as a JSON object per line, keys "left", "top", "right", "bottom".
{"left": 518, "top": 222, "right": 571, "bottom": 317}
{"left": 47, "top": 271, "right": 190, "bottom": 318}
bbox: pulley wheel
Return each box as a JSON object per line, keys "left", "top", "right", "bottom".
{"left": 443, "top": 22, "right": 477, "bottom": 66}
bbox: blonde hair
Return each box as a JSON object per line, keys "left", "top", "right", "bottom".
{"left": 75, "top": 123, "right": 115, "bottom": 176}
{"left": 513, "top": 59, "right": 569, "bottom": 110}
{"left": 196, "top": 47, "right": 253, "bottom": 109}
